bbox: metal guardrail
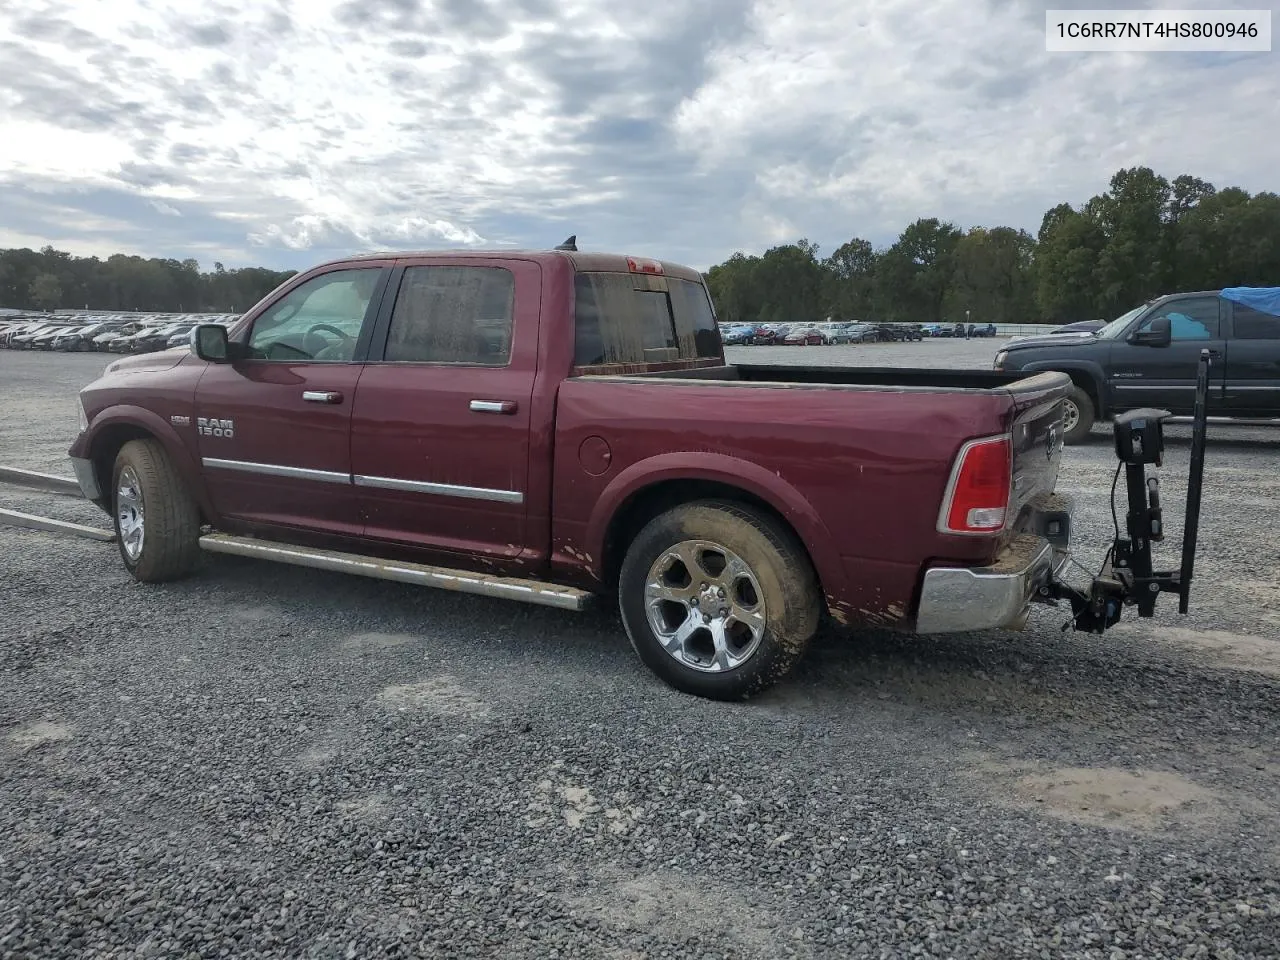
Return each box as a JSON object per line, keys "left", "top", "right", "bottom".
{"left": 0, "top": 465, "right": 83, "bottom": 497}
{"left": 0, "top": 463, "right": 116, "bottom": 542}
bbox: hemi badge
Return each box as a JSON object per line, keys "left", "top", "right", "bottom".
{"left": 171, "top": 415, "right": 191, "bottom": 426}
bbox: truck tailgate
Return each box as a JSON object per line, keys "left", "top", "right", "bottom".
{"left": 1004, "top": 373, "right": 1069, "bottom": 530}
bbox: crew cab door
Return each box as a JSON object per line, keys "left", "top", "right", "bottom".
{"left": 1223, "top": 300, "right": 1280, "bottom": 416}
{"left": 194, "top": 264, "right": 390, "bottom": 535}
{"left": 1107, "top": 295, "right": 1225, "bottom": 415}
{"left": 350, "top": 258, "right": 540, "bottom": 564}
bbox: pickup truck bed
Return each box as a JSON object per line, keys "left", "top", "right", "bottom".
{"left": 69, "top": 247, "right": 1075, "bottom": 701}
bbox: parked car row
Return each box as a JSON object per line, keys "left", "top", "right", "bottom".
{"left": 721, "top": 321, "right": 926, "bottom": 345}
{"left": 921, "top": 323, "right": 1000, "bottom": 338}
{"left": 0, "top": 313, "right": 240, "bottom": 354}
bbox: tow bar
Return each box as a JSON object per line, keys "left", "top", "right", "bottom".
{"left": 1047, "top": 348, "right": 1211, "bottom": 632}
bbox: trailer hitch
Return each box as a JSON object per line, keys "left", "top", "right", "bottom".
{"left": 1047, "top": 348, "right": 1211, "bottom": 633}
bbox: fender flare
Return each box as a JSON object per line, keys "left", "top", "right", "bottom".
{"left": 1018, "top": 360, "right": 1109, "bottom": 417}
{"left": 82, "top": 406, "right": 215, "bottom": 520}
{"left": 583, "top": 452, "right": 847, "bottom": 595}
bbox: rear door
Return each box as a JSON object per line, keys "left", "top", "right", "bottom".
{"left": 1107, "top": 295, "right": 1226, "bottom": 414}
{"left": 194, "top": 264, "right": 390, "bottom": 535}
{"left": 1223, "top": 300, "right": 1280, "bottom": 416}
{"left": 350, "top": 258, "right": 540, "bottom": 563}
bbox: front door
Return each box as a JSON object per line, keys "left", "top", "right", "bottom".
{"left": 1107, "top": 295, "right": 1226, "bottom": 415}
{"left": 1223, "top": 300, "right": 1280, "bottom": 417}
{"left": 194, "top": 264, "right": 389, "bottom": 535}
{"left": 350, "top": 259, "right": 540, "bottom": 564}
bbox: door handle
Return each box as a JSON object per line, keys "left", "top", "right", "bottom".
{"left": 470, "top": 399, "right": 518, "bottom": 414}
{"left": 302, "top": 390, "right": 344, "bottom": 404}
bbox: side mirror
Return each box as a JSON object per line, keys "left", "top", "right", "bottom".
{"left": 1130, "top": 315, "right": 1171, "bottom": 347}
{"left": 191, "top": 324, "right": 231, "bottom": 362}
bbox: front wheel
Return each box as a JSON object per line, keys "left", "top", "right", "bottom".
{"left": 112, "top": 439, "right": 202, "bottom": 582}
{"left": 618, "top": 501, "right": 821, "bottom": 701}
{"left": 1062, "top": 385, "right": 1096, "bottom": 445}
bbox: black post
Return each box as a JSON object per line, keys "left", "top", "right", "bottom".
{"left": 1179, "top": 349, "right": 1212, "bottom": 613}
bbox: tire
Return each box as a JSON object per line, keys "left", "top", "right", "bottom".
{"left": 1062, "top": 384, "right": 1096, "bottom": 445}
{"left": 618, "top": 500, "right": 821, "bottom": 701}
{"left": 112, "top": 439, "right": 202, "bottom": 582}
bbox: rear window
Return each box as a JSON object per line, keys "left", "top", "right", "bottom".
{"left": 574, "top": 272, "right": 721, "bottom": 366}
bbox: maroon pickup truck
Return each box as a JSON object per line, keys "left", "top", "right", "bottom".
{"left": 69, "top": 248, "right": 1074, "bottom": 700}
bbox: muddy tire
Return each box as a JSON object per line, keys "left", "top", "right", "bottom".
{"left": 1063, "top": 384, "right": 1096, "bottom": 445}
{"left": 618, "top": 500, "right": 821, "bottom": 701}
{"left": 112, "top": 439, "right": 201, "bottom": 582}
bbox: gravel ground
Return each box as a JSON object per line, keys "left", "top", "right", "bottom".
{"left": 2, "top": 346, "right": 1278, "bottom": 960}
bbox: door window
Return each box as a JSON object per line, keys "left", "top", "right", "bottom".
{"left": 383, "top": 265, "right": 515, "bottom": 365}
{"left": 1138, "top": 297, "right": 1221, "bottom": 340}
{"left": 1232, "top": 303, "right": 1280, "bottom": 339}
{"left": 246, "top": 268, "right": 382, "bottom": 361}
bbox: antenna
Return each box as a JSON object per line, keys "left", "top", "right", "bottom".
{"left": 555, "top": 235, "right": 577, "bottom": 251}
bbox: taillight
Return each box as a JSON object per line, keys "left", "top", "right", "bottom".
{"left": 626, "top": 256, "right": 664, "bottom": 275}
{"left": 938, "top": 435, "right": 1012, "bottom": 535}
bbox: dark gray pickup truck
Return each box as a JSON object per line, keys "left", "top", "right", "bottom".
{"left": 995, "top": 288, "right": 1280, "bottom": 443}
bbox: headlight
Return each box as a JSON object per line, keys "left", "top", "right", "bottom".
{"left": 993, "top": 351, "right": 1008, "bottom": 370}
{"left": 77, "top": 398, "right": 88, "bottom": 433}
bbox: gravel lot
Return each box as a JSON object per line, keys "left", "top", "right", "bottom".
{"left": 2, "top": 344, "right": 1278, "bottom": 959}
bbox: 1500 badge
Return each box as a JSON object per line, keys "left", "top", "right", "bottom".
{"left": 197, "top": 417, "right": 235, "bottom": 438}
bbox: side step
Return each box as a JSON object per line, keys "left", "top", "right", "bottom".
{"left": 198, "top": 533, "right": 592, "bottom": 612}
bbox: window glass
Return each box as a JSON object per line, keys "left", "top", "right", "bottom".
{"left": 1140, "top": 297, "right": 1220, "bottom": 340}
{"left": 1232, "top": 303, "right": 1280, "bottom": 340}
{"left": 574, "top": 273, "right": 722, "bottom": 366}
{"left": 247, "top": 269, "right": 381, "bottom": 361}
{"left": 384, "top": 266, "right": 514, "bottom": 364}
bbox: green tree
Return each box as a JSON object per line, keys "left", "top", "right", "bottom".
{"left": 31, "top": 272, "right": 62, "bottom": 311}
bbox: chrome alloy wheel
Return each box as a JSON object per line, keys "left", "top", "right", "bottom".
{"left": 1062, "top": 398, "right": 1080, "bottom": 434}
{"left": 643, "top": 540, "right": 767, "bottom": 673}
{"left": 117, "top": 465, "right": 145, "bottom": 561}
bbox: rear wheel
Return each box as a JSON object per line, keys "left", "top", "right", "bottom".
{"left": 618, "top": 500, "right": 821, "bottom": 701}
{"left": 1062, "top": 385, "right": 1096, "bottom": 445}
{"left": 112, "top": 439, "right": 201, "bottom": 582}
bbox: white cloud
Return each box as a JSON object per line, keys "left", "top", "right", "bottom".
{"left": 0, "top": 0, "right": 1275, "bottom": 269}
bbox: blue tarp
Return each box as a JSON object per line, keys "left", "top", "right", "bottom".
{"left": 1220, "top": 287, "right": 1280, "bottom": 317}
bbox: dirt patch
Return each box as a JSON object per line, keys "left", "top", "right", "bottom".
{"left": 341, "top": 631, "right": 419, "bottom": 652}
{"left": 225, "top": 605, "right": 279, "bottom": 624}
{"left": 6, "top": 720, "right": 74, "bottom": 750}
{"left": 1015, "top": 767, "right": 1221, "bottom": 830}
{"left": 375, "top": 675, "right": 491, "bottom": 719}
{"left": 1136, "top": 625, "right": 1280, "bottom": 678}
{"left": 336, "top": 793, "right": 391, "bottom": 822}
{"left": 566, "top": 868, "right": 799, "bottom": 957}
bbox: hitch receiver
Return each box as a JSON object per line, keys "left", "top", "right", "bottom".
{"left": 1047, "top": 348, "right": 1211, "bottom": 633}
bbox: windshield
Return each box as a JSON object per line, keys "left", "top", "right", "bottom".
{"left": 1095, "top": 305, "right": 1147, "bottom": 340}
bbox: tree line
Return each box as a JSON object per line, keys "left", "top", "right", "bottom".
{"left": 0, "top": 248, "right": 297, "bottom": 315}
{"left": 3, "top": 166, "right": 1276, "bottom": 324}
{"left": 705, "top": 167, "right": 1280, "bottom": 326}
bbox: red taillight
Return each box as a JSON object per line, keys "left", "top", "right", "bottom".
{"left": 939, "top": 435, "right": 1011, "bottom": 534}
{"left": 626, "top": 256, "right": 664, "bottom": 275}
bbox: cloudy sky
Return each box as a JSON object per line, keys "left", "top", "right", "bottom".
{"left": 1, "top": 0, "right": 1276, "bottom": 271}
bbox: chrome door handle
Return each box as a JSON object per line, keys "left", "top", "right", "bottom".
{"left": 470, "top": 399, "right": 518, "bottom": 414}
{"left": 302, "top": 390, "right": 344, "bottom": 404}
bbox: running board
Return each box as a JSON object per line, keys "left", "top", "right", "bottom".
{"left": 197, "top": 533, "right": 591, "bottom": 612}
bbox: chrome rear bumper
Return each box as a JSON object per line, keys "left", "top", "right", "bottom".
{"left": 914, "top": 534, "right": 1069, "bottom": 634}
